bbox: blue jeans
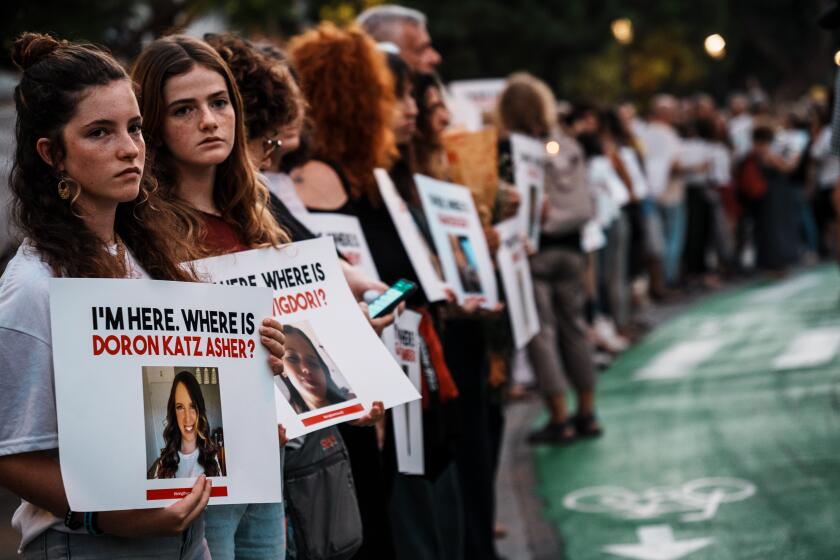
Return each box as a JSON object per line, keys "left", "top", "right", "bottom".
{"left": 23, "top": 518, "right": 208, "bottom": 559}
{"left": 204, "top": 503, "right": 285, "bottom": 560}
{"left": 658, "top": 201, "right": 686, "bottom": 285}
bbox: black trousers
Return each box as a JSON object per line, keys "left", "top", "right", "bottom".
{"left": 443, "top": 318, "right": 498, "bottom": 560}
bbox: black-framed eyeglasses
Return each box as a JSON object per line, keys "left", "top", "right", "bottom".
{"left": 263, "top": 137, "right": 283, "bottom": 154}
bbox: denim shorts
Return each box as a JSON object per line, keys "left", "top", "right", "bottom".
{"left": 22, "top": 516, "right": 209, "bottom": 559}
{"left": 204, "top": 503, "right": 285, "bottom": 560}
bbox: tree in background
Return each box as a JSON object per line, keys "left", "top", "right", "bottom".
{"left": 3, "top": 0, "right": 836, "bottom": 103}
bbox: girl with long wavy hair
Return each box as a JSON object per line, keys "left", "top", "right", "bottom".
{"left": 131, "top": 34, "right": 288, "bottom": 257}
{"left": 131, "top": 34, "right": 305, "bottom": 560}
{"left": 149, "top": 371, "right": 222, "bottom": 479}
{"left": 0, "top": 32, "right": 213, "bottom": 558}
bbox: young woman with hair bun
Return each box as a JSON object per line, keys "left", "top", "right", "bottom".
{"left": 0, "top": 31, "right": 211, "bottom": 558}
{"left": 0, "top": 32, "right": 287, "bottom": 558}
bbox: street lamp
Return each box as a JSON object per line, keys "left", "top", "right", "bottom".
{"left": 834, "top": 50, "right": 840, "bottom": 66}
{"left": 704, "top": 34, "right": 726, "bottom": 59}
{"left": 611, "top": 18, "right": 633, "bottom": 45}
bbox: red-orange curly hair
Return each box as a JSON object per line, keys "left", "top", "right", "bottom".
{"left": 288, "top": 23, "right": 397, "bottom": 203}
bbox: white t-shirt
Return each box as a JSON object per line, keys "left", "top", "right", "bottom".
{"left": 619, "top": 146, "right": 649, "bottom": 200}
{"left": 728, "top": 113, "right": 753, "bottom": 161}
{"left": 680, "top": 139, "right": 713, "bottom": 187}
{"left": 175, "top": 449, "right": 203, "bottom": 478}
{"left": 641, "top": 121, "right": 683, "bottom": 199}
{"left": 0, "top": 240, "right": 147, "bottom": 551}
{"left": 811, "top": 127, "right": 840, "bottom": 189}
{"left": 710, "top": 142, "right": 732, "bottom": 187}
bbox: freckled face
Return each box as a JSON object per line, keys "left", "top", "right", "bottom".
{"left": 161, "top": 65, "right": 236, "bottom": 170}
{"left": 57, "top": 80, "right": 145, "bottom": 210}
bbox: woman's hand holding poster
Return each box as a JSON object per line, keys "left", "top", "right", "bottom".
{"left": 49, "top": 279, "right": 281, "bottom": 511}
{"left": 190, "top": 237, "right": 420, "bottom": 439}
{"left": 415, "top": 174, "right": 499, "bottom": 308}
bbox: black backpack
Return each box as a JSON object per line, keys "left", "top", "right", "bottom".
{"left": 284, "top": 426, "right": 363, "bottom": 560}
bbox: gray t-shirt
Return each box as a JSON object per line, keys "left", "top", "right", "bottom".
{"left": 0, "top": 240, "right": 146, "bottom": 550}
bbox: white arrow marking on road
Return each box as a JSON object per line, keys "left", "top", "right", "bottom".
{"left": 773, "top": 326, "right": 840, "bottom": 370}
{"left": 603, "top": 525, "right": 714, "bottom": 560}
{"left": 635, "top": 339, "right": 723, "bottom": 380}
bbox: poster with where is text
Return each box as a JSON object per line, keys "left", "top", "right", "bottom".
{"left": 495, "top": 219, "right": 540, "bottom": 349}
{"left": 50, "top": 278, "right": 281, "bottom": 511}
{"left": 510, "top": 133, "right": 547, "bottom": 251}
{"left": 190, "top": 237, "right": 420, "bottom": 439}
{"left": 415, "top": 174, "right": 499, "bottom": 309}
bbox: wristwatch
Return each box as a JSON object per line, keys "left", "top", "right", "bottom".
{"left": 64, "top": 508, "right": 83, "bottom": 531}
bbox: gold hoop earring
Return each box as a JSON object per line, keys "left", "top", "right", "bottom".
{"left": 57, "top": 178, "right": 72, "bottom": 200}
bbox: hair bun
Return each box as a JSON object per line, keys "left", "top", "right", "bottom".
{"left": 12, "top": 32, "right": 65, "bottom": 71}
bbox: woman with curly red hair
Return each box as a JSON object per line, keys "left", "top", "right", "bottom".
{"left": 288, "top": 22, "right": 398, "bottom": 208}
{"left": 287, "top": 23, "right": 400, "bottom": 559}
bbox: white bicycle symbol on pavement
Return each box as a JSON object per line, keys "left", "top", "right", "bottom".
{"left": 563, "top": 477, "right": 756, "bottom": 522}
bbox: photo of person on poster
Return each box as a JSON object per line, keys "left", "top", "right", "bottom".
{"left": 279, "top": 323, "right": 358, "bottom": 414}
{"left": 147, "top": 370, "right": 223, "bottom": 479}
{"left": 449, "top": 233, "right": 483, "bottom": 294}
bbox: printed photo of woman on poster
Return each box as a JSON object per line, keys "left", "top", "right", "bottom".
{"left": 279, "top": 323, "right": 357, "bottom": 414}
{"left": 148, "top": 370, "right": 223, "bottom": 479}
{"left": 449, "top": 233, "right": 483, "bottom": 294}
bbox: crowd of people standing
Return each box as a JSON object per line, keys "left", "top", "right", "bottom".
{"left": 0, "top": 3, "right": 838, "bottom": 560}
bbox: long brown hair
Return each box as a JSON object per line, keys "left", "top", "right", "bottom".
{"left": 288, "top": 23, "right": 397, "bottom": 204}
{"left": 10, "top": 32, "right": 195, "bottom": 281}
{"left": 131, "top": 35, "right": 289, "bottom": 252}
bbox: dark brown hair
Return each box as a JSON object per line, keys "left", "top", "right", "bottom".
{"left": 10, "top": 32, "right": 195, "bottom": 280}
{"left": 155, "top": 370, "right": 220, "bottom": 479}
{"left": 131, "top": 35, "right": 289, "bottom": 253}
{"left": 203, "top": 33, "right": 304, "bottom": 141}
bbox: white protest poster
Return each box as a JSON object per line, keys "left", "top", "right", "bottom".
{"left": 386, "top": 310, "right": 424, "bottom": 475}
{"left": 449, "top": 79, "right": 506, "bottom": 113}
{"left": 263, "top": 171, "right": 311, "bottom": 223}
{"left": 495, "top": 219, "right": 540, "bottom": 349}
{"left": 415, "top": 174, "right": 499, "bottom": 308}
{"left": 374, "top": 168, "right": 448, "bottom": 302}
{"left": 49, "top": 279, "right": 281, "bottom": 511}
{"left": 510, "top": 133, "right": 547, "bottom": 250}
{"left": 190, "top": 237, "right": 420, "bottom": 438}
{"left": 302, "top": 212, "right": 381, "bottom": 281}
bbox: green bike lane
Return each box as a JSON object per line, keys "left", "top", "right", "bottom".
{"left": 534, "top": 266, "right": 840, "bottom": 560}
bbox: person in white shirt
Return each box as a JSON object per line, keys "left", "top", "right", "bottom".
{"left": 0, "top": 32, "right": 288, "bottom": 559}
{"left": 810, "top": 109, "right": 839, "bottom": 257}
{"left": 728, "top": 93, "right": 753, "bottom": 161}
{"left": 640, "top": 95, "right": 688, "bottom": 287}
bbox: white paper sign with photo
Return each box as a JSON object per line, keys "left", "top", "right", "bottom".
{"left": 189, "top": 237, "right": 420, "bottom": 439}
{"left": 495, "top": 219, "right": 541, "bottom": 349}
{"left": 415, "top": 174, "right": 499, "bottom": 308}
{"left": 49, "top": 278, "right": 281, "bottom": 511}
{"left": 384, "top": 310, "right": 424, "bottom": 475}
{"left": 510, "top": 133, "right": 547, "bottom": 250}
{"left": 374, "top": 168, "right": 449, "bottom": 303}
{"left": 301, "top": 212, "right": 381, "bottom": 281}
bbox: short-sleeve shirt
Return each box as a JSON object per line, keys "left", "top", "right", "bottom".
{"left": 0, "top": 240, "right": 147, "bottom": 550}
